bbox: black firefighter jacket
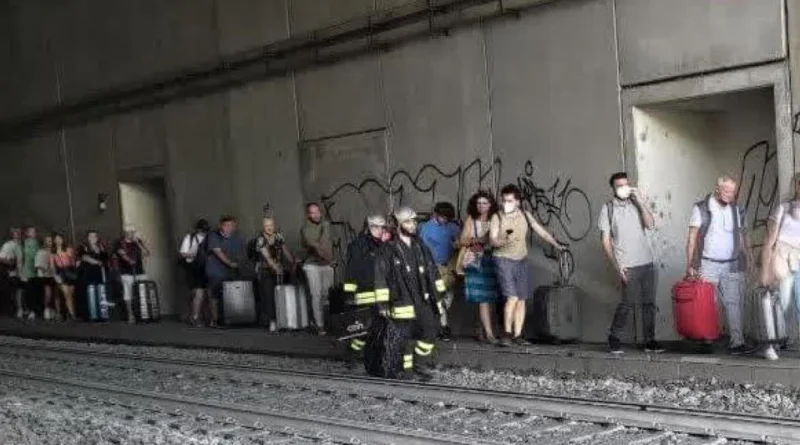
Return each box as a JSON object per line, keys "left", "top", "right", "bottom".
{"left": 343, "top": 233, "right": 385, "bottom": 307}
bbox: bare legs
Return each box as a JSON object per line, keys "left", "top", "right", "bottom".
{"left": 503, "top": 296, "right": 526, "bottom": 337}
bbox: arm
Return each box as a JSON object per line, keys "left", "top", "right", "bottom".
{"left": 631, "top": 189, "right": 655, "bottom": 229}
{"left": 179, "top": 236, "right": 194, "bottom": 259}
{"left": 686, "top": 227, "right": 699, "bottom": 276}
{"left": 282, "top": 244, "right": 295, "bottom": 265}
{"left": 136, "top": 238, "right": 150, "bottom": 257}
{"left": 458, "top": 216, "right": 473, "bottom": 248}
{"left": 525, "top": 211, "right": 563, "bottom": 249}
{"left": 260, "top": 243, "right": 281, "bottom": 272}
{"left": 489, "top": 215, "right": 508, "bottom": 248}
{"left": 212, "top": 248, "right": 237, "bottom": 268}
{"left": 373, "top": 247, "right": 391, "bottom": 308}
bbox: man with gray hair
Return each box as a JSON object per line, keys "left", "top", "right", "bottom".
{"left": 686, "top": 175, "right": 754, "bottom": 355}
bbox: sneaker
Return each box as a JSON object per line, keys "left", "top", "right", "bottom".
{"left": 269, "top": 321, "right": 277, "bottom": 333}
{"left": 728, "top": 344, "right": 755, "bottom": 355}
{"left": 43, "top": 309, "right": 51, "bottom": 321}
{"left": 485, "top": 337, "right": 500, "bottom": 346}
{"left": 644, "top": 341, "right": 666, "bottom": 354}
{"left": 764, "top": 347, "right": 779, "bottom": 361}
{"left": 498, "top": 336, "right": 512, "bottom": 348}
{"left": 27, "top": 312, "right": 35, "bottom": 321}
{"left": 15, "top": 309, "right": 23, "bottom": 320}
{"left": 439, "top": 326, "right": 452, "bottom": 342}
{"left": 512, "top": 336, "right": 531, "bottom": 346}
{"left": 608, "top": 336, "right": 623, "bottom": 354}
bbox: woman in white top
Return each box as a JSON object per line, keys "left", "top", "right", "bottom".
{"left": 35, "top": 235, "right": 57, "bottom": 320}
{"left": 180, "top": 219, "right": 210, "bottom": 327}
{"left": 760, "top": 172, "right": 800, "bottom": 360}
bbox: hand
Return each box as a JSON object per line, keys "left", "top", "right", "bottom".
{"left": 230, "top": 262, "right": 239, "bottom": 269}
{"left": 617, "top": 266, "right": 628, "bottom": 284}
{"left": 686, "top": 266, "right": 697, "bottom": 278}
{"left": 554, "top": 241, "right": 567, "bottom": 251}
{"left": 630, "top": 187, "right": 643, "bottom": 202}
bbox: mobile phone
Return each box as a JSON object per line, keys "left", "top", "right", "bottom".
{"left": 505, "top": 229, "right": 514, "bottom": 235}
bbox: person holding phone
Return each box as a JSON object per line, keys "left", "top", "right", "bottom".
{"left": 490, "top": 184, "right": 565, "bottom": 347}
{"left": 115, "top": 224, "right": 151, "bottom": 324}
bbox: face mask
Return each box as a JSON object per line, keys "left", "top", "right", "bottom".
{"left": 615, "top": 185, "right": 631, "bottom": 200}
{"left": 503, "top": 203, "right": 516, "bottom": 214}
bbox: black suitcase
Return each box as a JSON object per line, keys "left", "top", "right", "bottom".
{"left": 133, "top": 280, "right": 160, "bottom": 322}
{"left": 528, "top": 249, "right": 580, "bottom": 343}
{"left": 330, "top": 307, "right": 373, "bottom": 341}
{"left": 364, "top": 316, "right": 409, "bottom": 379}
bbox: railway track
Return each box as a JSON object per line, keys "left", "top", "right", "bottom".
{"left": 0, "top": 342, "right": 791, "bottom": 444}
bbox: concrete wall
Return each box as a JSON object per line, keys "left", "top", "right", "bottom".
{"left": 0, "top": 0, "right": 795, "bottom": 339}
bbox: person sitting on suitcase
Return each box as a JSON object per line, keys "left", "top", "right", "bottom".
{"left": 686, "top": 175, "right": 755, "bottom": 355}
{"left": 205, "top": 215, "right": 246, "bottom": 328}
{"left": 598, "top": 172, "right": 663, "bottom": 354}
{"left": 374, "top": 206, "right": 445, "bottom": 381}
{"left": 115, "top": 225, "right": 151, "bottom": 324}
{"left": 759, "top": 172, "right": 800, "bottom": 360}
{"left": 342, "top": 214, "right": 388, "bottom": 367}
{"left": 256, "top": 216, "right": 297, "bottom": 332}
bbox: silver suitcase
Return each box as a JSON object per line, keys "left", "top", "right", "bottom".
{"left": 746, "top": 286, "right": 788, "bottom": 345}
{"left": 276, "top": 284, "right": 309, "bottom": 330}
{"left": 222, "top": 280, "right": 256, "bottom": 325}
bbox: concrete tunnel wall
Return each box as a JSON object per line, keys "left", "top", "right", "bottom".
{"left": 0, "top": 0, "right": 795, "bottom": 341}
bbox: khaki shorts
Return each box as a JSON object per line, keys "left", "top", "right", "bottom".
{"left": 437, "top": 263, "right": 456, "bottom": 291}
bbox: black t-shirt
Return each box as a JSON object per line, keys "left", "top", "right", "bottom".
{"left": 115, "top": 238, "right": 144, "bottom": 275}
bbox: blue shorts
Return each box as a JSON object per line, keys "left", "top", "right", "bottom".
{"left": 493, "top": 257, "right": 530, "bottom": 300}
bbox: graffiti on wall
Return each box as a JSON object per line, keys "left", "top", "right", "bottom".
{"left": 738, "top": 140, "right": 779, "bottom": 251}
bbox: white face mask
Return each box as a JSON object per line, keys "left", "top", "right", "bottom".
{"left": 503, "top": 202, "right": 517, "bottom": 214}
{"left": 615, "top": 185, "right": 631, "bottom": 200}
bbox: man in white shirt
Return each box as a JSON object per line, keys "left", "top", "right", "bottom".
{"left": 0, "top": 227, "right": 23, "bottom": 318}
{"left": 686, "top": 176, "right": 754, "bottom": 355}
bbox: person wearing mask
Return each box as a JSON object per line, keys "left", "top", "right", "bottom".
{"left": 19, "top": 226, "right": 40, "bottom": 320}
{"left": 78, "top": 230, "right": 110, "bottom": 318}
{"left": 342, "top": 214, "right": 388, "bottom": 365}
{"left": 255, "top": 216, "right": 296, "bottom": 332}
{"left": 458, "top": 191, "right": 500, "bottom": 345}
{"left": 490, "top": 184, "right": 565, "bottom": 347}
{"left": 686, "top": 175, "right": 754, "bottom": 355}
{"left": 419, "top": 202, "right": 460, "bottom": 341}
{"left": 180, "top": 219, "right": 210, "bottom": 327}
{"left": 206, "top": 215, "right": 246, "bottom": 328}
{"left": 51, "top": 233, "right": 78, "bottom": 321}
{"left": 300, "top": 203, "right": 335, "bottom": 335}
{"left": 598, "top": 172, "right": 663, "bottom": 354}
{"left": 35, "top": 235, "right": 58, "bottom": 320}
{"left": 0, "top": 227, "right": 23, "bottom": 318}
{"left": 759, "top": 172, "right": 800, "bottom": 360}
{"left": 115, "top": 225, "right": 151, "bottom": 324}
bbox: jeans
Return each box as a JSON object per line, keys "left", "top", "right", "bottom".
{"left": 609, "top": 263, "right": 657, "bottom": 342}
{"left": 302, "top": 264, "right": 334, "bottom": 329}
{"left": 700, "top": 260, "right": 744, "bottom": 347}
{"left": 765, "top": 269, "right": 800, "bottom": 341}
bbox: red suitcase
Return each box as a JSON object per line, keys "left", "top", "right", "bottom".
{"left": 672, "top": 279, "right": 719, "bottom": 341}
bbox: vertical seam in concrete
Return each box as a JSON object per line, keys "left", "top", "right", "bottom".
{"left": 285, "top": 0, "right": 302, "bottom": 144}
{"left": 211, "top": 0, "right": 234, "bottom": 208}
{"left": 479, "top": 24, "right": 496, "bottom": 190}
{"left": 782, "top": 0, "right": 795, "bottom": 173}
{"left": 610, "top": 0, "right": 626, "bottom": 172}
{"left": 53, "top": 58, "right": 76, "bottom": 243}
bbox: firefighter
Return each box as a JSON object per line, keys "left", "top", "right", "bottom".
{"left": 374, "top": 206, "right": 446, "bottom": 381}
{"left": 342, "top": 214, "right": 389, "bottom": 367}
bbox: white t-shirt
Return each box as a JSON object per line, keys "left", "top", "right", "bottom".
{"left": 0, "top": 240, "right": 19, "bottom": 277}
{"left": 179, "top": 233, "right": 205, "bottom": 263}
{"left": 689, "top": 197, "right": 743, "bottom": 261}
{"left": 771, "top": 202, "right": 800, "bottom": 248}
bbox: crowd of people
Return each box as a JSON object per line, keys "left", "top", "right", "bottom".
{"left": 2, "top": 169, "right": 798, "bottom": 374}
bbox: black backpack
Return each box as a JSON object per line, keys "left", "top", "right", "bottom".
{"left": 194, "top": 233, "right": 211, "bottom": 269}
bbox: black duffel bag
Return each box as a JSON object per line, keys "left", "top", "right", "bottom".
{"left": 363, "top": 315, "right": 409, "bottom": 379}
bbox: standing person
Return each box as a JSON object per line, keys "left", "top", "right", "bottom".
{"left": 419, "top": 202, "right": 460, "bottom": 341}
{"left": 179, "top": 219, "right": 210, "bottom": 327}
{"left": 19, "top": 226, "right": 40, "bottom": 320}
{"left": 115, "top": 225, "right": 151, "bottom": 324}
{"left": 342, "top": 214, "right": 388, "bottom": 365}
{"left": 759, "top": 172, "right": 800, "bottom": 360}
{"left": 374, "top": 207, "right": 445, "bottom": 381}
{"left": 35, "top": 235, "right": 57, "bottom": 320}
{"left": 51, "top": 233, "right": 78, "bottom": 321}
{"left": 490, "top": 184, "right": 565, "bottom": 347}
{"left": 0, "top": 227, "right": 23, "bottom": 318}
{"left": 205, "top": 215, "right": 246, "bottom": 328}
{"left": 77, "top": 230, "right": 109, "bottom": 319}
{"left": 458, "top": 191, "right": 500, "bottom": 345}
{"left": 255, "top": 216, "right": 296, "bottom": 332}
{"left": 300, "top": 203, "right": 335, "bottom": 335}
{"left": 598, "top": 172, "right": 663, "bottom": 354}
{"left": 686, "top": 175, "right": 754, "bottom": 355}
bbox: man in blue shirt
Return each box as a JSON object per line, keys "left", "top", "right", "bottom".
{"left": 206, "top": 215, "right": 246, "bottom": 328}
{"left": 419, "top": 202, "right": 460, "bottom": 340}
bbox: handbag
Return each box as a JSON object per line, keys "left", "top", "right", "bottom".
{"left": 456, "top": 218, "right": 483, "bottom": 275}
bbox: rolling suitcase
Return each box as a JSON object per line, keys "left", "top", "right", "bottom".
{"left": 222, "top": 280, "right": 257, "bottom": 325}
{"left": 672, "top": 278, "right": 719, "bottom": 341}
{"left": 87, "top": 268, "right": 114, "bottom": 322}
{"left": 745, "top": 286, "right": 788, "bottom": 345}
{"left": 133, "top": 280, "right": 160, "bottom": 322}
{"left": 330, "top": 307, "right": 373, "bottom": 341}
{"left": 275, "top": 275, "right": 309, "bottom": 330}
{"left": 528, "top": 250, "right": 580, "bottom": 343}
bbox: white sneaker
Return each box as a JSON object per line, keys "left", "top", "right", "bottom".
{"left": 44, "top": 309, "right": 52, "bottom": 321}
{"left": 15, "top": 309, "right": 23, "bottom": 320}
{"left": 27, "top": 312, "right": 35, "bottom": 321}
{"left": 269, "top": 321, "right": 277, "bottom": 333}
{"left": 764, "top": 347, "right": 779, "bottom": 361}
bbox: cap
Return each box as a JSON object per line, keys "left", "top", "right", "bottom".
{"left": 366, "top": 214, "right": 386, "bottom": 227}
{"left": 393, "top": 206, "right": 417, "bottom": 223}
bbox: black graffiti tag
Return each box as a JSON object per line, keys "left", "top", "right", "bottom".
{"left": 738, "top": 140, "right": 778, "bottom": 251}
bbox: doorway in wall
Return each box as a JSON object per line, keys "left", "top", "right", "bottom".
{"left": 118, "top": 177, "right": 177, "bottom": 318}
{"left": 629, "top": 87, "right": 779, "bottom": 343}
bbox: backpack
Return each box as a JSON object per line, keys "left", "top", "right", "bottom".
{"left": 194, "top": 233, "right": 211, "bottom": 269}
{"left": 606, "top": 200, "right": 645, "bottom": 240}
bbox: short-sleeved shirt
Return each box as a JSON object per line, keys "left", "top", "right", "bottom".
{"left": 771, "top": 202, "right": 800, "bottom": 247}
{"left": 301, "top": 221, "right": 332, "bottom": 265}
{"left": 689, "top": 197, "right": 743, "bottom": 261}
{"left": 179, "top": 232, "right": 206, "bottom": 264}
{"left": 597, "top": 200, "right": 653, "bottom": 268}
{"left": 35, "top": 249, "right": 53, "bottom": 277}
{"left": 490, "top": 210, "right": 533, "bottom": 261}
{"left": 115, "top": 238, "right": 144, "bottom": 275}
{"left": 205, "top": 230, "right": 246, "bottom": 279}
{"left": 419, "top": 219, "right": 461, "bottom": 265}
{"left": 20, "top": 238, "right": 39, "bottom": 279}
{"left": 0, "top": 240, "right": 19, "bottom": 276}
{"left": 256, "top": 232, "right": 287, "bottom": 267}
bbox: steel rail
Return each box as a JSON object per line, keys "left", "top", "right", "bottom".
{"left": 1, "top": 342, "right": 796, "bottom": 443}
{"left": 0, "top": 367, "right": 499, "bottom": 445}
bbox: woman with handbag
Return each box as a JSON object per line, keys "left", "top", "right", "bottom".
{"left": 457, "top": 191, "right": 500, "bottom": 345}
{"left": 51, "top": 233, "right": 78, "bottom": 321}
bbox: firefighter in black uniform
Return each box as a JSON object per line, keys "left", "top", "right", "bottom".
{"left": 342, "top": 214, "right": 389, "bottom": 365}
{"left": 374, "top": 206, "right": 447, "bottom": 381}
